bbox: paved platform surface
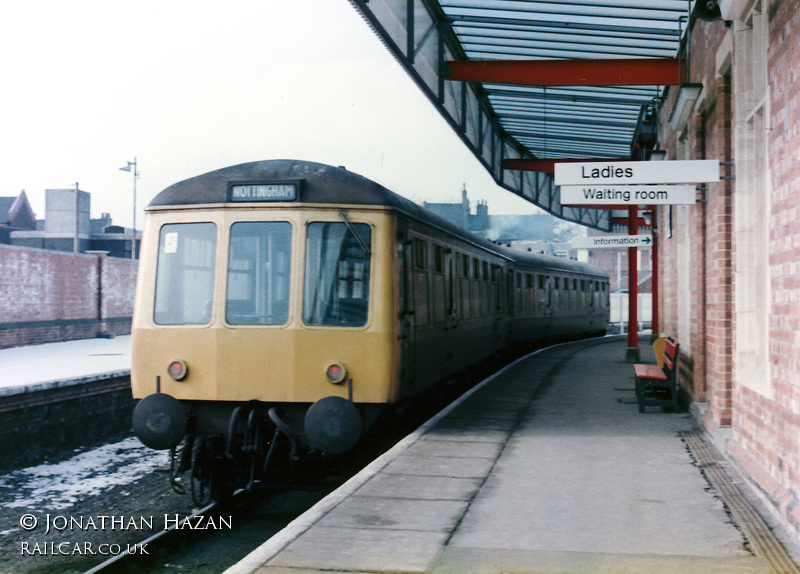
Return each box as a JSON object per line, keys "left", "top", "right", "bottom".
{"left": 226, "top": 335, "right": 798, "bottom": 574}
{"left": 0, "top": 336, "right": 130, "bottom": 395}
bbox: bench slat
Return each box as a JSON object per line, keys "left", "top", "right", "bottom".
{"left": 634, "top": 364, "right": 667, "bottom": 380}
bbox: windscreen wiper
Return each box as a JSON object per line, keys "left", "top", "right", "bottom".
{"left": 339, "top": 212, "right": 371, "bottom": 256}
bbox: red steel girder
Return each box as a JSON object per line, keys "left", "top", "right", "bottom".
{"left": 444, "top": 58, "right": 683, "bottom": 87}
{"left": 505, "top": 158, "right": 616, "bottom": 173}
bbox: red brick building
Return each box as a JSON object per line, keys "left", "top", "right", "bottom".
{"left": 656, "top": 0, "right": 800, "bottom": 538}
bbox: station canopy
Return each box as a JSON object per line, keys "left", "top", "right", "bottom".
{"left": 349, "top": 0, "right": 693, "bottom": 231}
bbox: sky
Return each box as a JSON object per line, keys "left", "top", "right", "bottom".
{"left": 0, "top": 0, "right": 547, "bottom": 231}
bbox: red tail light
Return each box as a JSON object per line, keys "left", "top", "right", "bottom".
{"left": 325, "top": 363, "right": 346, "bottom": 384}
{"left": 168, "top": 360, "right": 188, "bottom": 381}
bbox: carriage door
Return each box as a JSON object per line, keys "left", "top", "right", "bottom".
{"left": 542, "top": 275, "right": 554, "bottom": 329}
{"left": 398, "top": 237, "right": 417, "bottom": 385}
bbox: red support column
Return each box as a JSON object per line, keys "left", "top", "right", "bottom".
{"left": 627, "top": 206, "right": 640, "bottom": 361}
{"left": 651, "top": 223, "right": 659, "bottom": 336}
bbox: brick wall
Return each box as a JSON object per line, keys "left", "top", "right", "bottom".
{"left": 728, "top": 0, "right": 800, "bottom": 538}
{"left": 0, "top": 244, "right": 137, "bottom": 348}
{"left": 656, "top": 0, "right": 800, "bottom": 541}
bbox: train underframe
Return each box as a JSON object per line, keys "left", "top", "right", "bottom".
{"left": 150, "top": 398, "right": 385, "bottom": 506}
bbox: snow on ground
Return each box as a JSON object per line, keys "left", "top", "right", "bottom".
{"left": 0, "top": 437, "right": 168, "bottom": 510}
{"left": 0, "top": 336, "right": 131, "bottom": 392}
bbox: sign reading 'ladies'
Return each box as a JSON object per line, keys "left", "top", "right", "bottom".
{"left": 554, "top": 159, "right": 720, "bottom": 186}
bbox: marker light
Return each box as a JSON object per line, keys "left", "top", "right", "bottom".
{"left": 168, "top": 360, "right": 188, "bottom": 381}
{"left": 325, "top": 362, "right": 347, "bottom": 384}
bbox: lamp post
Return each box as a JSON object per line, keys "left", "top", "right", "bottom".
{"left": 119, "top": 158, "right": 139, "bottom": 259}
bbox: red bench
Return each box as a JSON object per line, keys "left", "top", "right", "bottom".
{"left": 634, "top": 338, "right": 680, "bottom": 413}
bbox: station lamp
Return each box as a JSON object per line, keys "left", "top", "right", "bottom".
{"left": 119, "top": 158, "right": 139, "bottom": 259}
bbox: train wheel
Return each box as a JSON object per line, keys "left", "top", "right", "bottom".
{"left": 190, "top": 437, "right": 214, "bottom": 506}
{"left": 169, "top": 439, "right": 190, "bottom": 495}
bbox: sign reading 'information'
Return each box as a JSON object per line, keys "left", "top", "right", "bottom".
{"left": 571, "top": 235, "right": 653, "bottom": 249}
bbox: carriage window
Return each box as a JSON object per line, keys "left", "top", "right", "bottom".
{"left": 433, "top": 244, "right": 444, "bottom": 273}
{"left": 226, "top": 222, "right": 292, "bottom": 325}
{"left": 304, "top": 221, "right": 371, "bottom": 327}
{"left": 413, "top": 238, "right": 427, "bottom": 269}
{"left": 154, "top": 222, "right": 216, "bottom": 325}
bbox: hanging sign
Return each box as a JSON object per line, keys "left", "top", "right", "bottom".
{"left": 571, "top": 235, "right": 653, "bottom": 249}
{"left": 560, "top": 184, "right": 697, "bottom": 206}
{"left": 554, "top": 159, "right": 719, "bottom": 186}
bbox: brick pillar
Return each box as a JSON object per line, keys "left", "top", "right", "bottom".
{"left": 87, "top": 251, "right": 111, "bottom": 338}
{"left": 704, "top": 74, "right": 734, "bottom": 429}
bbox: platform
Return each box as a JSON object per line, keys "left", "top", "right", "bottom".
{"left": 226, "top": 335, "right": 799, "bottom": 574}
{"left": 0, "top": 336, "right": 134, "bottom": 469}
{"left": 0, "top": 335, "right": 131, "bottom": 396}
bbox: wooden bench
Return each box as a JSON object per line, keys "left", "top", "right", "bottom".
{"left": 634, "top": 338, "right": 680, "bottom": 413}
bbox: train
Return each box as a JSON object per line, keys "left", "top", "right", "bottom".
{"left": 130, "top": 159, "right": 609, "bottom": 503}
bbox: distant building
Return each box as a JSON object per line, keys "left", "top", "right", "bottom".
{"left": 424, "top": 185, "right": 557, "bottom": 243}
{"left": 0, "top": 191, "right": 37, "bottom": 245}
{"left": 1, "top": 188, "right": 140, "bottom": 258}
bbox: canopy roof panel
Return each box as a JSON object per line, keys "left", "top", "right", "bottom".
{"left": 349, "top": 0, "right": 692, "bottom": 231}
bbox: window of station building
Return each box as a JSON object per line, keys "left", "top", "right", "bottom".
{"left": 482, "top": 261, "right": 488, "bottom": 280}
{"left": 303, "top": 221, "right": 371, "bottom": 327}
{"left": 462, "top": 254, "right": 470, "bottom": 277}
{"left": 733, "top": 0, "right": 770, "bottom": 394}
{"left": 226, "top": 222, "right": 292, "bottom": 325}
{"left": 154, "top": 222, "right": 217, "bottom": 325}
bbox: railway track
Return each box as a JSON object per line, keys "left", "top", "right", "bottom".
{"left": 2, "top": 346, "right": 527, "bottom": 574}
{"left": 82, "top": 501, "right": 219, "bottom": 574}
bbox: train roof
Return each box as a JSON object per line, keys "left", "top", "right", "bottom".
{"left": 149, "top": 159, "right": 606, "bottom": 279}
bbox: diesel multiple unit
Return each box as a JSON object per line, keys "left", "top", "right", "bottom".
{"left": 130, "top": 160, "right": 609, "bottom": 502}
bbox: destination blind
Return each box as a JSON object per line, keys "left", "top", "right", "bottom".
{"left": 229, "top": 182, "right": 298, "bottom": 202}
